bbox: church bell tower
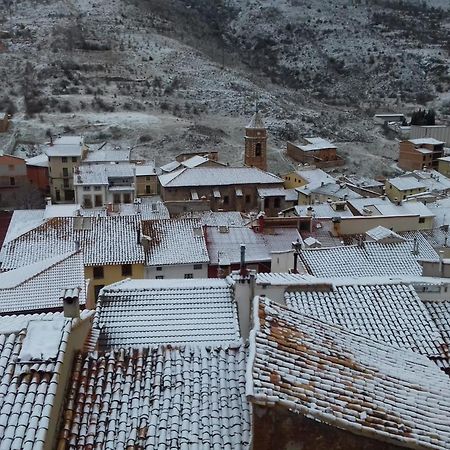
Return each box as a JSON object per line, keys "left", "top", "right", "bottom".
{"left": 244, "top": 111, "right": 267, "bottom": 171}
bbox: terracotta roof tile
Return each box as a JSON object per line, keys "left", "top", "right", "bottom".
{"left": 248, "top": 297, "right": 450, "bottom": 449}
{"left": 59, "top": 344, "right": 251, "bottom": 449}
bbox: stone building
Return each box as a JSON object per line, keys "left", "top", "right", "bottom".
{"left": 159, "top": 166, "right": 284, "bottom": 213}
{"left": 46, "top": 136, "right": 88, "bottom": 203}
{"left": 0, "top": 154, "right": 27, "bottom": 206}
{"left": 287, "top": 137, "right": 344, "bottom": 168}
{"left": 244, "top": 111, "right": 267, "bottom": 171}
{"left": 398, "top": 138, "right": 444, "bottom": 171}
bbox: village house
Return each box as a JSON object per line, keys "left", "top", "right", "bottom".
{"left": 73, "top": 163, "right": 136, "bottom": 208}
{"left": 0, "top": 154, "right": 27, "bottom": 206}
{"left": 135, "top": 162, "right": 160, "bottom": 196}
{"left": 26, "top": 153, "right": 49, "bottom": 193}
{"left": 287, "top": 201, "right": 354, "bottom": 220}
{"left": 385, "top": 175, "right": 427, "bottom": 201}
{"left": 0, "top": 250, "right": 88, "bottom": 315}
{"left": 206, "top": 221, "right": 301, "bottom": 277}
{"left": 46, "top": 136, "right": 88, "bottom": 203}
{"left": 398, "top": 138, "right": 445, "bottom": 171}
{"left": 159, "top": 166, "right": 284, "bottom": 213}
{"left": 257, "top": 186, "right": 297, "bottom": 216}
{"left": 283, "top": 165, "right": 335, "bottom": 190}
{"left": 247, "top": 296, "right": 450, "bottom": 450}
{"left": 0, "top": 215, "right": 146, "bottom": 300}
{"left": 286, "top": 137, "right": 344, "bottom": 168}
{"left": 0, "top": 307, "right": 93, "bottom": 450}
{"left": 298, "top": 180, "right": 362, "bottom": 205}
{"left": 347, "top": 196, "right": 435, "bottom": 230}
{"left": 141, "top": 218, "right": 209, "bottom": 279}
{"left": 438, "top": 156, "right": 450, "bottom": 177}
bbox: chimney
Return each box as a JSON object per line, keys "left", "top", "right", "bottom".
{"left": 412, "top": 237, "right": 419, "bottom": 256}
{"left": 107, "top": 202, "right": 113, "bottom": 215}
{"left": 74, "top": 240, "right": 80, "bottom": 251}
{"left": 439, "top": 250, "right": 445, "bottom": 277}
{"left": 46, "top": 197, "right": 52, "bottom": 206}
{"left": 193, "top": 226, "right": 203, "bottom": 237}
{"left": 240, "top": 244, "right": 248, "bottom": 276}
{"left": 61, "top": 288, "right": 80, "bottom": 318}
{"left": 151, "top": 202, "right": 157, "bottom": 212}
{"left": 258, "top": 212, "right": 265, "bottom": 233}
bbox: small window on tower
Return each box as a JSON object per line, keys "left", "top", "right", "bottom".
{"left": 255, "top": 143, "right": 262, "bottom": 156}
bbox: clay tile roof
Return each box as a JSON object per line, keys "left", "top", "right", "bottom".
{"left": 0, "top": 311, "right": 90, "bottom": 449}
{"left": 93, "top": 278, "right": 240, "bottom": 349}
{"left": 248, "top": 297, "right": 450, "bottom": 449}
{"left": 299, "top": 239, "right": 438, "bottom": 278}
{"left": 0, "top": 216, "right": 145, "bottom": 269}
{"left": 0, "top": 251, "right": 86, "bottom": 314}
{"left": 141, "top": 218, "right": 209, "bottom": 266}
{"left": 59, "top": 344, "right": 251, "bottom": 449}
{"left": 285, "top": 282, "right": 450, "bottom": 370}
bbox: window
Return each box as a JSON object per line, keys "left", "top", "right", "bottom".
{"left": 194, "top": 264, "right": 202, "bottom": 270}
{"left": 123, "top": 193, "right": 131, "bottom": 203}
{"left": 83, "top": 196, "right": 92, "bottom": 208}
{"left": 146, "top": 185, "right": 151, "bottom": 194}
{"left": 419, "top": 217, "right": 425, "bottom": 223}
{"left": 274, "top": 197, "right": 281, "bottom": 208}
{"left": 223, "top": 195, "right": 229, "bottom": 205}
{"left": 83, "top": 186, "right": 91, "bottom": 191}
{"left": 9, "top": 177, "right": 15, "bottom": 186}
{"left": 255, "top": 143, "right": 262, "bottom": 156}
{"left": 184, "top": 273, "right": 193, "bottom": 279}
{"left": 63, "top": 178, "right": 69, "bottom": 188}
{"left": 156, "top": 275, "right": 164, "bottom": 279}
{"left": 93, "top": 266, "right": 104, "bottom": 279}
{"left": 121, "top": 264, "right": 132, "bottom": 276}
{"left": 156, "top": 266, "right": 163, "bottom": 271}
{"left": 95, "top": 195, "right": 103, "bottom": 207}
{"left": 245, "top": 195, "right": 251, "bottom": 204}
{"left": 94, "top": 284, "right": 105, "bottom": 299}
{"left": 62, "top": 157, "right": 68, "bottom": 163}
{"left": 264, "top": 198, "right": 269, "bottom": 208}
{"left": 62, "top": 167, "right": 69, "bottom": 177}
{"left": 72, "top": 157, "right": 77, "bottom": 163}
{"left": 113, "top": 194, "right": 121, "bottom": 203}
{"left": 94, "top": 186, "right": 101, "bottom": 191}
{"left": 146, "top": 176, "right": 151, "bottom": 181}
{"left": 55, "top": 189, "right": 61, "bottom": 201}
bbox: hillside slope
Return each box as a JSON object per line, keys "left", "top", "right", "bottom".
{"left": 0, "top": 0, "right": 449, "bottom": 176}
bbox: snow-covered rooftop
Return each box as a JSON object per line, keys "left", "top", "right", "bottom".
{"left": 409, "top": 138, "right": 445, "bottom": 145}
{"left": 59, "top": 343, "right": 251, "bottom": 449}
{"left": 26, "top": 153, "right": 48, "bottom": 168}
{"left": 44, "top": 136, "right": 84, "bottom": 157}
{"left": 179, "top": 210, "right": 246, "bottom": 227}
{"left": 0, "top": 251, "right": 86, "bottom": 314}
{"left": 1, "top": 216, "right": 145, "bottom": 269}
{"left": 74, "top": 163, "right": 135, "bottom": 185}
{"left": 142, "top": 218, "right": 209, "bottom": 266}
{"left": 248, "top": 297, "right": 450, "bottom": 449}
{"left": 0, "top": 310, "right": 92, "bottom": 449}
{"left": 159, "top": 167, "right": 283, "bottom": 188}
{"left": 285, "top": 282, "right": 449, "bottom": 368}
{"left": 94, "top": 278, "right": 240, "bottom": 348}
{"left": 365, "top": 225, "right": 405, "bottom": 243}
{"left": 135, "top": 163, "right": 159, "bottom": 176}
{"left": 298, "top": 137, "right": 336, "bottom": 151}
{"left": 294, "top": 203, "right": 353, "bottom": 219}
{"left": 83, "top": 143, "right": 130, "bottom": 163}
{"left": 388, "top": 176, "right": 427, "bottom": 191}
{"left": 299, "top": 238, "right": 438, "bottom": 278}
